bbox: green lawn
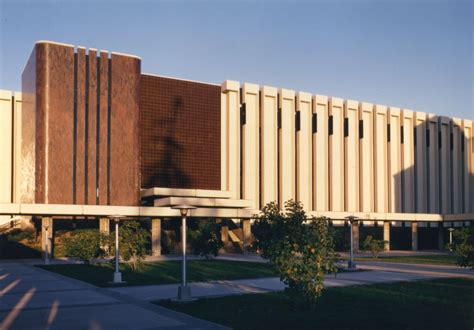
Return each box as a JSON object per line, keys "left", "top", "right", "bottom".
{"left": 38, "top": 259, "right": 278, "bottom": 287}
{"left": 354, "top": 254, "right": 458, "bottom": 265}
{"left": 160, "top": 278, "right": 474, "bottom": 330}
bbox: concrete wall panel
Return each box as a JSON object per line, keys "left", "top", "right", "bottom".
{"left": 260, "top": 86, "right": 278, "bottom": 206}
{"left": 279, "top": 89, "right": 296, "bottom": 205}
{"left": 402, "top": 109, "right": 415, "bottom": 212}
{"left": 374, "top": 105, "right": 388, "bottom": 212}
{"left": 414, "top": 112, "right": 427, "bottom": 213}
{"left": 313, "top": 95, "right": 329, "bottom": 211}
{"left": 242, "top": 83, "right": 260, "bottom": 210}
{"left": 388, "top": 107, "right": 402, "bottom": 212}
{"left": 296, "top": 92, "right": 312, "bottom": 210}
{"left": 329, "top": 97, "right": 344, "bottom": 211}
{"left": 359, "top": 102, "right": 374, "bottom": 212}
{"left": 439, "top": 116, "right": 451, "bottom": 214}
{"left": 344, "top": 100, "right": 359, "bottom": 212}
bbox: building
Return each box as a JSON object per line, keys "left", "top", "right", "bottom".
{"left": 0, "top": 40, "right": 473, "bottom": 256}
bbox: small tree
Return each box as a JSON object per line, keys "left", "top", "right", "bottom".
{"left": 190, "top": 219, "right": 224, "bottom": 259}
{"left": 252, "top": 200, "right": 338, "bottom": 307}
{"left": 109, "top": 221, "right": 150, "bottom": 271}
{"left": 63, "top": 229, "right": 104, "bottom": 264}
{"left": 362, "top": 235, "right": 387, "bottom": 258}
{"left": 447, "top": 228, "right": 474, "bottom": 269}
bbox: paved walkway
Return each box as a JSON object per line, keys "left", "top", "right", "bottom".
{"left": 109, "top": 260, "right": 473, "bottom": 302}
{"left": 0, "top": 261, "right": 227, "bottom": 330}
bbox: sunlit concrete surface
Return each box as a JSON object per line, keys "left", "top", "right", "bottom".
{"left": 0, "top": 261, "right": 227, "bottom": 330}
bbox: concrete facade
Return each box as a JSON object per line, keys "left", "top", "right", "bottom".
{"left": 0, "top": 40, "right": 473, "bottom": 255}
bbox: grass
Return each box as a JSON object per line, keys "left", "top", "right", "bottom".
{"left": 354, "top": 254, "right": 458, "bottom": 265}
{"left": 160, "top": 278, "right": 474, "bottom": 330}
{"left": 38, "top": 259, "right": 278, "bottom": 287}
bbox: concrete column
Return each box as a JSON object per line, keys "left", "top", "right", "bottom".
{"left": 438, "top": 223, "right": 444, "bottom": 250}
{"left": 313, "top": 95, "right": 329, "bottom": 211}
{"left": 99, "top": 217, "right": 110, "bottom": 234}
{"left": 151, "top": 218, "right": 161, "bottom": 256}
{"left": 411, "top": 222, "right": 418, "bottom": 251}
{"left": 41, "top": 217, "right": 53, "bottom": 257}
{"left": 241, "top": 219, "right": 252, "bottom": 254}
{"left": 383, "top": 221, "right": 390, "bottom": 251}
{"left": 221, "top": 224, "right": 229, "bottom": 244}
{"left": 352, "top": 221, "right": 360, "bottom": 253}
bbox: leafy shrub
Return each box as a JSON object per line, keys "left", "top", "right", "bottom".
{"left": 190, "top": 219, "right": 224, "bottom": 259}
{"left": 108, "top": 221, "right": 150, "bottom": 271}
{"left": 63, "top": 229, "right": 104, "bottom": 264}
{"left": 252, "top": 200, "right": 338, "bottom": 307}
{"left": 362, "top": 235, "right": 387, "bottom": 258}
{"left": 6, "top": 229, "right": 35, "bottom": 243}
{"left": 447, "top": 227, "right": 474, "bottom": 269}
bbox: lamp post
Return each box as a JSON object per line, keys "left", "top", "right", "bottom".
{"left": 345, "top": 215, "right": 359, "bottom": 269}
{"left": 171, "top": 204, "right": 196, "bottom": 301}
{"left": 44, "top": 225, "right": 50, "bottom": 265}
{"left": 448, "top": 228, "right": 454, "bottom": 251}
{"left": 108, "top": 215, "right": 125, "bottom": 284}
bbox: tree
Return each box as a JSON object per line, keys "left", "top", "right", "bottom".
{"left": 447, "top": 227, "right": 474, "bottom": 269}
{"left": 190, "top": 219, "right": 224, "bottom": 259}
{"left": 252, "top": 200, "right": 338, "bottom": 306}
{"left": 63, "top": 229, "right": 104, "bottom": 264}
{"left": 362, "top": 235, "right": 387, "bottom": 258}
{"left": 109, "top": 221, "right": 150, "bottom": 271}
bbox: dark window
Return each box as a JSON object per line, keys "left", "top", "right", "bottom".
{"left": 344, "top": 118, "right": 349, "bottom": 137}
{"left": 328, "top": 116, "right": 333, "bottom": 135}
{"left": 277, "top": 108, "right": 282, "bottom": 129}
{"left": 312, "top": 113, "right": 317, "bottom": 133}
{"left": 240, "top": 103, "right": 246, "bottom": 126}
{"left": 387, "top": 124, "right": 391, "bottom": 142}
{"left": 295, "top": 111, "right": 301, "bottom": 131}
{"left": 359, "top": 119, "right": 363, "bottom": 139}
{"left": 426, "top": 128, "right": 430, "bottom": 148}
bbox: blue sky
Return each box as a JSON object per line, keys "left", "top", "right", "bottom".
{"left": 0, "top": 0, "right": 472, "bottom": 119}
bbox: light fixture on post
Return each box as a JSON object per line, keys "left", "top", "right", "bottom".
{"left": 44, "top": 224, "right": 50, "bottom": 265}
{"left": 345, "top": 215, "right": 359, "bottom": 269}
{"left": 108, "top": 215, "right": 125, "bottom": 284}
{"left": 448, "top": 227, "right": 454, "bottom": 251}
{"left": 171, "top": 204, "right": 197, "bottom": 301}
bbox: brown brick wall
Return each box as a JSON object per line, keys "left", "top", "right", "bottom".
{"left": 140, "top": 75, "right": 221, "bottom": 190}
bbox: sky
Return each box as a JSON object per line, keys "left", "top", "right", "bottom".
{"left": 0, "top": 0, "right": 472, "bottom": 119}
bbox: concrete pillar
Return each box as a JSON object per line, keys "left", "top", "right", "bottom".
{"left": 221, "top": 224, "right": 229, "bottom": 244}
{"left": 41, "top": 217, "right": 53, "bottom": 257}
{"left": 151, "top": 218, "right": 161, "bottom": 256}
{"left": 411, "top": 222, "right": 418, "bottom": 251}
{"left": 99, "top": 217, "right": 110, "bottom": 234}
{"left": 352, "top": 221, "right": 360, "bottom": 253}
{"left": 383, "top": 221, "right": 390, "bottom": 251}
{"left": 438, "top": 223, "right": 444, "bottom": 250}
{"left": 241, "top": 219, "right": 252, "bottom": 254}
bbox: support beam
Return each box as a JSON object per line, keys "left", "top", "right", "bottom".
{"left": 41, "top": 217, "right": 53, "bottom": 257}
{"left": 351, "top": 221, "right": 359, "bottom": 253}
{"left": 383, "top": 221, "right": 390, "bottom": 251}
{"left": 241, "top": 219, "right": 252, "bottom": 254}
{"left": 411, "top": 222, "right": 418, "bottom": 251}
{"left": 151, "top": 218, "right": 161, "bottom": 256}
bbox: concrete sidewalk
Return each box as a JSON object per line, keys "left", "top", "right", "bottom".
{"left": 109, "top": 261, "right": 473, "bottom": 302}
{"left": 0, "top": 260, "right": 227, "bottom": 330}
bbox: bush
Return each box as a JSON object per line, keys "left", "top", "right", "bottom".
{"left": 5, "top": 228, "right": 35, "bottom": 243}
{"left": 447, "top": 228, "right": 474, "bottom": 269}
{"left": 63, "top": 229, "right": 104, "bottom": 264}
{"left": 190, "top": 219, "right": 224, "bottom": 259}
{"left": 252, "top": 200, "right": 338, "bottom": 307}
{"left": 362, "top": 235, "right": 387, "bottom": 258}
{"left": 108, "top": 221, "right": 149, "bottom": 271}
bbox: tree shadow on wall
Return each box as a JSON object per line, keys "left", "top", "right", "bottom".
{"left": 145, "top": 96, "right": 191, "bottom": 188}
